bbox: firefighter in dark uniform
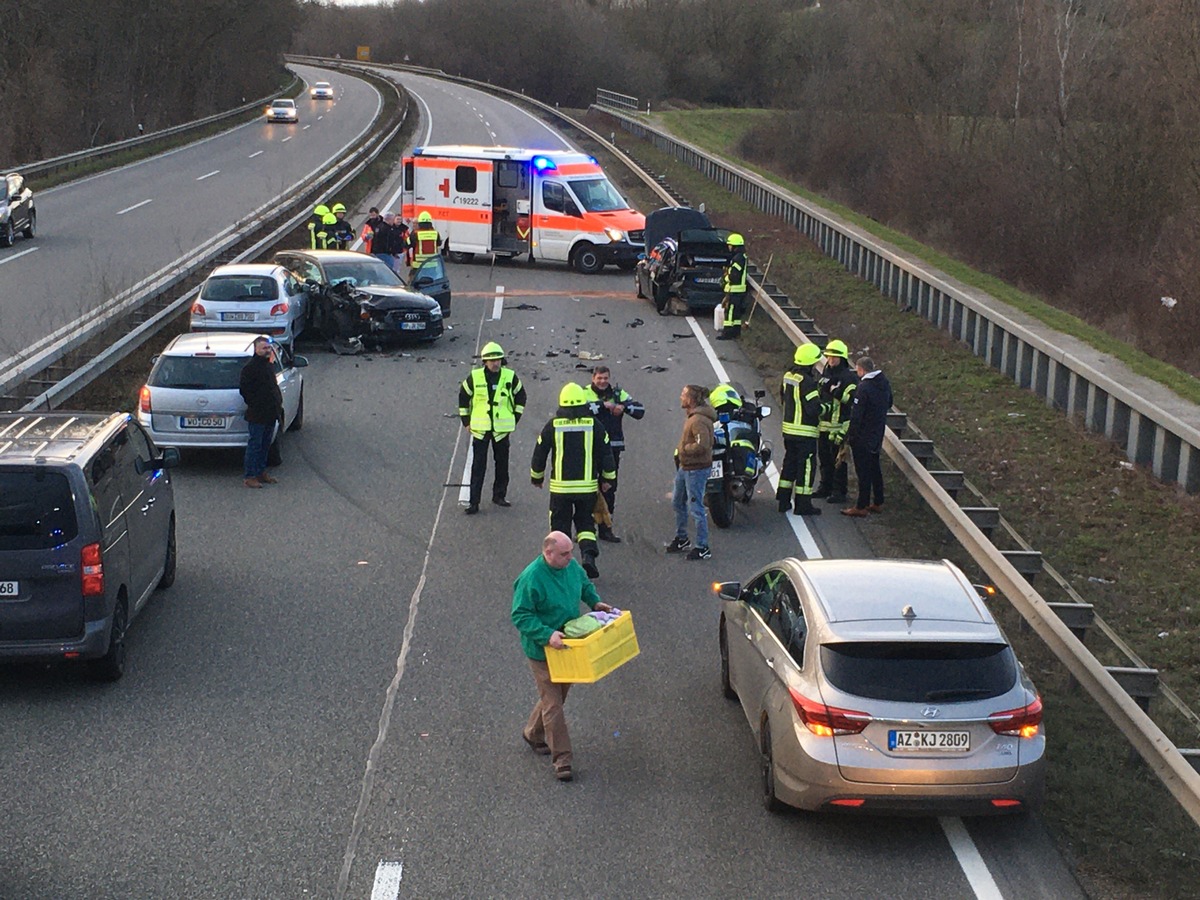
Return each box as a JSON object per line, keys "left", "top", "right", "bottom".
{"left": 458, "top": 341, "right": 526, "bottom": 514}
{"left": 308, "top": 204, "right": 330, "bottom": 249}
{"left": 317, "top": 213, "right": 338, "bottom": 249}
{"left": 329, "top": 202, "right": 355, "bottom": 249}
{"left": 778, "top": 343, "right": 824, "bottom": 516}
{"left": 718, "top": 232, "right": 748, "bottom": 339}
{"left": 531, "top": 383, "right": 616, "bottom": 580}
{"left": 814, "top": 339, "right": 858, "bottom": 505}
{"left": 585, "top": 365, "right": 645, "bottom": 543}
{"left": 410, "top": 210, "right": 441, "bottom": 275}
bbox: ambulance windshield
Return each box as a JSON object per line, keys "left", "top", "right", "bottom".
{"left": 568, "top": 177, "right": 629, "bottom": 213}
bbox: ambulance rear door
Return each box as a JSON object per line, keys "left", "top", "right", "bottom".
{"left": 408, "top": 156, "right": 494, "bottom": 254}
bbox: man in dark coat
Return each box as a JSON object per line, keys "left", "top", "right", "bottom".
{"left": 842, "top": 356, "right": 893, "bottom": 517}
{"left": 239, "top": 336, "right": 284, "bottom": 489}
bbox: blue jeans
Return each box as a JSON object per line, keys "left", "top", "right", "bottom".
{"left": 244, "top": 422, "right": 273, "bottom": 478}
{"left": 673, "top": 467, "right": 709, "bottom": 548}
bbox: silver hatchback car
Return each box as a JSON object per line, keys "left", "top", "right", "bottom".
{"left": 191, "top": 264, "right": 310, "bottom": 350}
{"left": 717, "top": 558, "right": 1046, "bottom": 815}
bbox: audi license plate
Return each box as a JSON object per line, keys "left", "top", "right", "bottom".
{"left": 888, "top": 730, "right": 971, "bottom": 751}
{"left": 696, "top": 276, "right": 722, "bottom": 284}
{"left": 708, "top": 460, "right": 723, "bottom": 479}
{"left": 400, "top": 321, "right": 426, "bottom": 330}
{"left": 221, "top": 312, "right": 255, "bottom": 322}
{"left": 181, "top": 415, "right": 227, "bottom": 429}
{"left": 0, "top": 581, "right": 19, "bottom": 598}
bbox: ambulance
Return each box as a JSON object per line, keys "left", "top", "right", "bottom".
{"left": 401, "top": 145, "right": 645, "bottom": 274}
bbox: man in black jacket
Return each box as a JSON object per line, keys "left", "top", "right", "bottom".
{"left": 239, "top": 336, "right": 284, "bottom": 489}
{"left": 842, "top": 356, "right": 893, "bottom": 517}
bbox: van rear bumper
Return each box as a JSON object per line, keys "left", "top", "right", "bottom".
{"left": 0, "top": 617, "right": 110, "bottom": 661}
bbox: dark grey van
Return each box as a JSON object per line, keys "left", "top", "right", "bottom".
{"left": 0, "top": 413, "right": 179, "bottom": 681}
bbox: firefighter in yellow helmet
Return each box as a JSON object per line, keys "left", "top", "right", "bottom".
{"left": 317, "top": 212, "right": 339, "bottom": 249}
{"left": 409, "top": 210, "right": 441, "bottom": 275}
{"left": 778, "top": 343, "right": 824, "bottom": 516}
{"left": 814, "top": 338, "right": 858, "bottom": 504}
{"left": 718, "top": 233, "right": 747, "bottom": 340}
{"left": 457, "top": 341, "right": 527, "bottom": 514}
{"left": 329, "top": 202, "right": 355, "bottom": 249}
{"left": 308, "top": 204, "right": 330, "bottom": 249}
{"left": 530, "top": 382, "right": 616, "bottom": 579}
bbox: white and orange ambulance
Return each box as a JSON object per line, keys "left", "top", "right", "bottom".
{"left": 401, "top": 145, "right": 645, "bottom": 274}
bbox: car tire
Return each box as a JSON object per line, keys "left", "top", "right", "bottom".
{"left": 89, "top": 599, "right": 128, "bottom": 682}
{"left": 571, "top": 243, "right": 603, "bottom": 275}
{"left": 22, "top": 210, "right": 35, "bottom": 240}
{"left": 288, "top": 388, "right": 304, "bottom": 431}
{"left": 0, "top": 221, "right": 13, "bottom": 248}
{"left": 446, "top": 251, "right": 474, "bottom": 264}
{"left": 719, "top": 619, "right": 737, "bottom": 700}
{"left": 157, "top": 517, "right": 177, "bottom": 589}
{"left": 709, "top": 481, "right": 736, "bottom": 528}
{"left": 761, "top": 720, "right": 787, "bottom": 813}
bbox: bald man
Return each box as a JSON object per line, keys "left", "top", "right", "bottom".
{"left": 511, "top": 531, "right": 614, "bottom": 782}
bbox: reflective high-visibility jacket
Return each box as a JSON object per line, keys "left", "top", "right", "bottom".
{"left": 781, "top": 366, "right": 821, "bottom": 438}
{"left": 584, "top": 383, "right": 644, "bottom": 451}
{"left": 723, "top": 249, "right": 747, "bottom": 296}
{"left": 458, "top": 366, "right": 525, "bottom": 437}
{"left": 530, "top": 407, "right": 616, "bottom": 494}
{"left": 818, "top": 360, "right": 858, "bottom": 439}
{"left": 411, "top": 226, "right": 441, "bottom": 266}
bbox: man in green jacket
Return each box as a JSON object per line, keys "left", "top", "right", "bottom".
{"left": 511, "top": 531, "right": 614, "bottom": 782}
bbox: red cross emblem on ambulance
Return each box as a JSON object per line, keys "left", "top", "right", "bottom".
{"left": 437, "top": 178, "right": 450, "bottom": 198}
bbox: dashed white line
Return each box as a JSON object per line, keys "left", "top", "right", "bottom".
{"left": 370, "top": 860, "right": 403, "bottom": 900}
{"left": 940, "top": 818, "right": 1004, "bottom": 899}
{"left": 303, "top": 124, "right": 312, "bottom": 130}
{"left": 491, "top": 285, "right": 505, "bottom": 321}
{"left": 196, "top": 170, "right": 219, "bottom": 181}
{"left": 282, "top": 136, "right": 293, "bottom": 143}
{"left": 117, "top": 199, "right": 152, "bottom": 215}
{"left": 0, "top": 246, "right": 38, "bottom": 265}
{"left": 248, "top": 150, "right": 264, "bottom": 159}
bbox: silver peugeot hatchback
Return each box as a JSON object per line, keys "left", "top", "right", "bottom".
{"left": 717, "top": 558, "right": 1046, "bottom": 815}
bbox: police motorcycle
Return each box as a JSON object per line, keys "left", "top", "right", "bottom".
{"left": 705, "top": 383, "right": 773, "bottom": 528}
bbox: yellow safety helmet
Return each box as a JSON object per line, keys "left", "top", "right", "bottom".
{"left": 313, "top": 204, "right": 330, "bottom": 217}
{"left": 331, "top": 202, "right": 347, "bottom": 214}
{"left": 793, "top": 343, "right": 823, "bottom": 367}
{"left": 824, "top": 339, "right": 849, "bottom": 360}
{"left": 322, "top": 213, "right": 337, "bottom": 225}
{"left": 709, "top": 383, "right": 743, "bottom": 410}
{"left": 726, "top": 233, "right": 745, "bottom": 247}
{"left": 480, "top": 341, "right": 505, "bottom": 360}
{"left": 558, "top": 382, "right": 588, "bottom": 407}
{"left": 417, "top": 211, "right": 434, "bottom": 225}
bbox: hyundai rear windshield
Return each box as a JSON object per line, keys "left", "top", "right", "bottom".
{"left": 820, "top": 642, "right": 1016, "bottom": 703}
{"left": 0, "top": 471, "right": 78, "bottom": 550}
{"left": 149, "top": 356, "right": 246, "bottom": 390}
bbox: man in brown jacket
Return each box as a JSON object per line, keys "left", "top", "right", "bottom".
{"left": 666, "top": 384, "right": 717, "bottom": 560}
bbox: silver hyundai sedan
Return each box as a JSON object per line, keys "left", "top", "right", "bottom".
{"left": 716, "top": 558, "right": 1046, "bottom": 815}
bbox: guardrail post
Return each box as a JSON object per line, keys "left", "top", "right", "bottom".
{"left": 1001, "top": 550, "right": 1043, "bottom": 584}
{"left": 885, "top": 412, "right": 907, "bottom": 437}
{"left": 961, "top": 507, "right": 1000, "bottom": 536}
{"left": 902, "top": 439, "right": 935, "bottom": 466}
{"left": 1106, "top": 666, "right": 1160, "bottom": 764}
{"left": 928, "top": 470, "right": 965, "bottom": 499}
{"left": 1181, "top": 749, "right": 1200, "bottom": 775}
{"left": 1047, "top": 602, "right": 1095, "bottom": 643}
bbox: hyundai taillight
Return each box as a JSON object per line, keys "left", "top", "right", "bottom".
{"left": 789, "top": 690, "right": 870, "bottom": 736}
{"left": 988, "top": 696, "right": 1043, "bottom": 738}
{"left": 81, "top": 542, "right": 104, "bottom": 596}
{"left": 270, "top": 302, "right": 289, "bottom": 317}
{"left": 191, "top": 301, "right": 206, "bottom": 316}
{"left": 139, "top": 386, "right": 152, "bottom": 413}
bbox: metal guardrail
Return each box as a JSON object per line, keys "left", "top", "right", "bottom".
{"left": 3, "top": 78, "right": 300, "bottom": 183}
{"left": 2, "top": 70, "right": 407, "bottom": 411}
{"left": 596, "top": 88, "right": 641, "bottom": 113}
{"left": 594, "top": 105, "right": 1200, "bottom": 495}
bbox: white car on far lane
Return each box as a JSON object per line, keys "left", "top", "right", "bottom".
{"left": 310, "top": 81, "right": 334, "bottom": 99}
{"left": 266, "top": 98, "right": 298, "bottom": 123}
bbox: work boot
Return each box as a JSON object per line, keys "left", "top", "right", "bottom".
{"left": 582, "top": 553, "right": 600, "bottom": 579}
{"left": 811, "top": 484, "right": 831, "bottom": 499}
{"left": 841, "top": 506, "right": 869, "bottom": 518}
{"left": 598, "top": 525, "right": 622, "bottom": 543}
{"left": 793, "top": 497, "right": 822, "bottom": 516}
{"left": 464, "top": 504, "right": 479, "bottom": 515}
{"left": 825, "top": 493, "right": 848, "bottom": 504}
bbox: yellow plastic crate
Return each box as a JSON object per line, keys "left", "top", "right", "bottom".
{"left": 546, "top": 611, "right": 640, "bottom": 683}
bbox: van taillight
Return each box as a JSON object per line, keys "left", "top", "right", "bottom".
{"left": 988, "top": 696, "right": 1043, "bottom": 738}
{"left": 139, "top": 386, "right": 152, "bottom": 413}
{"left": 270, "top": 302, "right": 289, "bottom": 316}
{"left": 789, "top": 690, "right": 870, "bottom": 736}
{"left": 81, "top": 542, "right": 104, "bottom": 596}
{"left": 191, "top": 301, "right": 206, "bottom": 316}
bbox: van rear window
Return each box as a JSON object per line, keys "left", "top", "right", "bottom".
{"left": 820, "top": 641, "right": 1016, "bottom": 703}
{"left": 0, "top": 471, "right": 78, "bottom": 550}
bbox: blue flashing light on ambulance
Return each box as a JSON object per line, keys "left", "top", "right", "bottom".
{"left": 401, "top": 146, "right": 645, "bottom": 274}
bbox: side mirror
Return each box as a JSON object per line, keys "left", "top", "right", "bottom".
{"left": 291, "top": 355, "right": 309, "bottom": 368}
{"left": 413, "top": 277, "right": 430, "bottom": 288}
{"left": 974, "top": 583, "right": 998, "bottom": 601}
{"left": 759, "top": 405, "right": 771, "bottom": 418}
{"left": 143, "top": 447, "right": 182, "bottom": 472}
{"left": 754, "top": 389, "right": 767, "bottom": 400}
{"left": 714, "top": 580, "right": 741, "bottom": 602}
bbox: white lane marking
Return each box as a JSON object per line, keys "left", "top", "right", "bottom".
{"left": 689, "top": 314, "right": 822, "bottom": 559}
{"left": 282, "top": 136, "right": 293, "bottom": 142}
{"left": 335, "top": 431, "right": 469, "bottom": 898}
{"left": 491, "top": 285, "right": 505, "bottom": 320}
{"left": 248, "top": 150, "right": 264, "bottom": 159}
{"left": 0, "top": 246, "right": 38, "bottom": 266}
{"left": 458, "top": 447, "right": 474, "bottom": 509}
{"left": 117, "top": 199, "right": 152, "bottom": 215}
{"left": 370, "top": 860, "right": 403, "bottom": 900}
{"left": 303, "top": 124, "right": 312, "bottom": 130}
{"left": 196, "top": 170, "right": 219, "bottom": 181}
{"left": 940, "top": 818, "right": 1004, "bottom": 899}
